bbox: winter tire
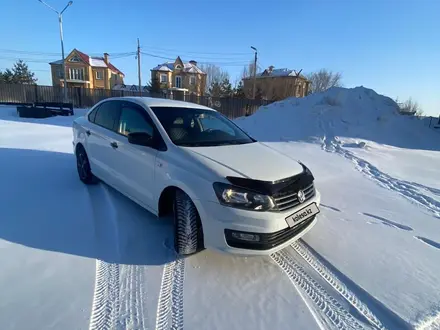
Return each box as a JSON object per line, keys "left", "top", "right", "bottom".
{"left": 76, "top": 145, "right": 98, "bottom": 185}
{"left": 174, "top": 190, "right": 204, "bottom": 256}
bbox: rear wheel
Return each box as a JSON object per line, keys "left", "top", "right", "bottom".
{"left": 76, "top": 145, "right": 98, "bottom": 185}
{"left": 173, "top": 190, "right": 204, "bottom": 256}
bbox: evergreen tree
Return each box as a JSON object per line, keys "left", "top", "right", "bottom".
{"left": 208, "top": 80, "right": 222, "bottom": 97}
{"left": 147, "top": 77, "right": 161, "bottom": 94}
{"left": 209, "top": 77, "right": 234, "bottom": 97}
{"left": 11, "top": 60, "right": 37, "bottom": 84}
{"left": 220, "top": 78, "right": 233, "bottom": 97}
{"left": 233, "top": 80, "right": 245, "bottom": 98}
{"left": 0, "top": 69, "right": 14, "bottom": 83}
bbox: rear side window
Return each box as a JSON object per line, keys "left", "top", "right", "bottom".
{"left": 88, "top": 106, "right": 99, "bottom": 123}
{"left": 94, "top": 101, "right": 120, "bottom": 131}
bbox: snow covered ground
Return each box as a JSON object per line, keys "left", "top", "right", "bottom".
{"left": 0, "top": 87, "right": 439, "bottom": 330}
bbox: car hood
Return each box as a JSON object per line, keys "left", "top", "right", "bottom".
{"left": 184, "top": 142, "right": 304, "bottom": 182}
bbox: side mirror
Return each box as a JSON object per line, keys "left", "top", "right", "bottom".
{"left": 128, "top": 132, "right": 153, "bottom": 147}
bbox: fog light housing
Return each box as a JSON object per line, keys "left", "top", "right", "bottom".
{"left": 231, "top": 232, "right": 260, "bottom": 242}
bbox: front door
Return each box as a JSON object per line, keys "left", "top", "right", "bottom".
{"left": 87, "top": 100, "right": 121, "bottom": 188}
{"left": 111, "top": 101, "right": 159, "bottom": 211}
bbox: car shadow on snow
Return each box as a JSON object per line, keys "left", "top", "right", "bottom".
{"left": 0, "top": 106, "right": 88, "bottom": 128}
{"left": 0, "top": 147, "right": 175, "bottom": 266}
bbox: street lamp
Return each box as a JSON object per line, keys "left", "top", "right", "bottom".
{"left": 250, "top": 46, "right": 258, "bottom": 99}
{"left": 38, "top": 0, "right": 73, "bottom": 103}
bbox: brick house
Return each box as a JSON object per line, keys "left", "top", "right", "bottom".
{"left": 242, "top": 66, "right": 310, "bottom": 100}
{"left": 151, "top": 56, "right": 206, "bottom": 97}
{"left": 49, "top": 49, "right": 124, "bottom": 89}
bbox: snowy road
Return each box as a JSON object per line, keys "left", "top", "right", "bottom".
{"left": 1, "top": 89, "right": 440, "bottom": 330}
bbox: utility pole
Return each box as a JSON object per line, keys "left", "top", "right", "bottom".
{"left": 38, "top": 0, "right": 73, "bottom": 103}
{"left": 137, "top": 38, "right": 142, "bottom": 96}
{"left": 251, "top": 46, "right": 258, "bottom": 99}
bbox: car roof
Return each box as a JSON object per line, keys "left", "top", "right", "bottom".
{"left": 112, "top": 96, "right": 216, "bottom": 111}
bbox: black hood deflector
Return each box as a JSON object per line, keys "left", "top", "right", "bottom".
{"left": 226, "top": 165, "right": 314, "bottom": 196}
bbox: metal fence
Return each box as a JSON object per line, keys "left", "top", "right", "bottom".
{"left": 0, "top": 83, "right": 271, "bottom": 119}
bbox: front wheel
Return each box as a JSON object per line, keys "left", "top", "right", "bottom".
{"left": 173, "top": 190, "right": 204, "bottom": 256}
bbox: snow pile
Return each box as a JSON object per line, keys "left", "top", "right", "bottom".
{"left": 237, "top": 86, "right": 439, "bottom": 151}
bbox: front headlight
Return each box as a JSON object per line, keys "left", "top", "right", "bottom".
{"left": 213, "top": 182, "right": 275, "bottom": 211}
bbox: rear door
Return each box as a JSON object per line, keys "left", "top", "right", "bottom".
{"left": 87, "top": 100, "right": 121, "bottom": 187}
{"left": 110, "top": 101, "right": 160, "bottom": 211}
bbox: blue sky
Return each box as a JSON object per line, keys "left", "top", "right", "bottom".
{"left": 1, "top": 0, "right": 439, "bottom": 115}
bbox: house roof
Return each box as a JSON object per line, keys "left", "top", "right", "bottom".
{"left": 243, "top": 68, "right": 307, "bottom": 80}
{"left": 112, "top": 84, "right": 150, "bottom": 91}
{"left": 49, "top": 49, "right": 125, "bottom": 76}
{"left": 152, "top": 59, "right": 205, "bottom": 74}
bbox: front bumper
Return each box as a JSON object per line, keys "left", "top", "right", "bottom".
{"left": 193, "top": 190, "right": 320, "bottom": 256}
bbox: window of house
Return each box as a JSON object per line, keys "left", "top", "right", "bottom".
{"left": 56, "top": 68, "right": 64, "bottom": 78}
{"left": 118, "top": 103, "right": 154, "bottom": 137}
{"left": 189, "top": 76, "right": 196, "bottom": 85}
{"left": 175, "top": 64, "right": 182, "bottom": 70}
{"left": 96, "top": 71, "right": 103, "bottom": 80}
{"left": 160, "top": 74, "right": 167, "bottom": 83}
{"left": 69, "top": 68, "right": 84, "bottom": 80}
{"left": 175, "top": 76, "right": 182, "bottom": 88}
{"left": 69, "top": 56, "right": 80, "bottom": 62}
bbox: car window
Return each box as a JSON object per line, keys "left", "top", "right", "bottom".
{"left": 88, "top": 106, "right": 99, "bottom": 123}
{"left": 151, "top": 106, "right": 254, "bottom": 147}
{"left": 118, "top": 103, "right": 154, "bottom": 137}
{"left": 94, "top": 101, "right": 119, "bottom": 131}
{"left": 199, "top": 114, "right": 235, "bottom": 136}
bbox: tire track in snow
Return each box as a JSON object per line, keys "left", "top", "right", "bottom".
{"left": 416, "top": 309, "right": 440, "bottom": 330}
{"left": 291, "top": 241, "right": 385, "bottom": 330}
{"left": 321, "top": 136, "right": 440, "bottom": 218}
{"left": 87, "top": 183, "right": 148, "bottom": 330}
{"left": 90, "top": 263, "right": 148, "bottom": 330}
{"left": 271, "top": 250, "right": 368, "bottom": 330}
{"left": 155, "top": 258, "right": 186, "bottom": 330}
{"left": 155, "top": 261, "right": 176, "bottom": 330}
{"left": 89, "top": 261, "right": 121, "bottom": 330}
{"left": 171, "top": 258, "right": 185, "bottom": 330}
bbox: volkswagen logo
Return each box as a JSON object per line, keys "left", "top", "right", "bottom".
{"left": 297, "top": 190, "right": 306, "bottom": 203}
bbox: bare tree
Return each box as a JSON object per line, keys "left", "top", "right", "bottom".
{"left": 399, "top": 98, "right": 424, "bottom": 116}
{"left": 307, "top": 69, "right": 342, "bottom": 93}
{"left": 199, "top": 64, "right": 229, "bottom": 93}
{"left": 241, "top": 61, "right": 259, "bottom": 79}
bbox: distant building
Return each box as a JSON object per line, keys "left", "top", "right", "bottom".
{"left": 49, "top": 49, "right": 124, "bottom": 89}
{"left": 151, "top": 56, "right": 207, "bottom": 97}
{"left": 242, "top": 66, "right": 310, "bottom": 100}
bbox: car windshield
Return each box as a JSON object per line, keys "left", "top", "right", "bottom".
{"left": 151, "top": 107, "right": 255, "bottom": 147}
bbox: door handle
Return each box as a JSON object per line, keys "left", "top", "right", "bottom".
{"left": 110, "top": 141, "right": 118, "bottom": 149}
{"left": 86, "top": 130, "right": 91, "bottom": 136}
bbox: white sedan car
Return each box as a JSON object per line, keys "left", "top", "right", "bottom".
{"left": 73, "top": 97, "right": 320, "bottom": 256}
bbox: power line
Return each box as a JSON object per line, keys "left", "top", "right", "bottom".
{"left": 0, "top": 48, "right": 137, "bottom": 59}
{"left": 141, "top": 47, "right": 251, "bottom": 61}
{"left": 1, "top": 67, "right": 50, "bottom": 72}
{"left": 0, "top": 49, "right": 60, "bottom": 57}
{"left": 0, "top": 56, "right": 52, "bottom": 63}
{"left": 0, "top": 47, "right": 251, "bottom": 63}
{"left": 141, "top": 45, "right": 251, "bottom": 56}
{"left": 110, "top": 52, "right": 137, "bottom": 59}
{"left": 141, "top": 52, "right": 249, "bottom": 66}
